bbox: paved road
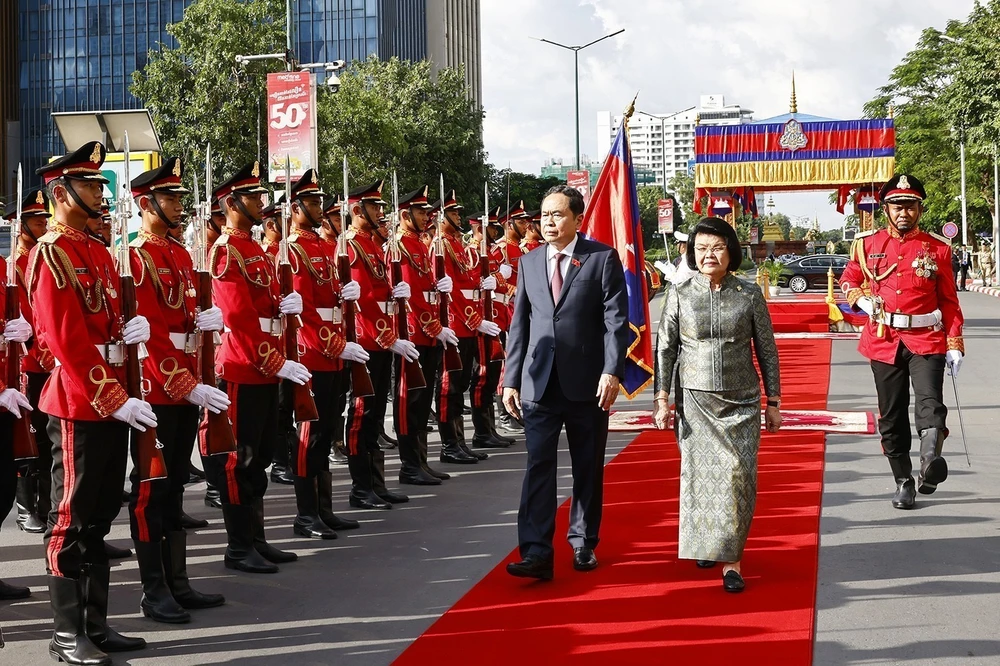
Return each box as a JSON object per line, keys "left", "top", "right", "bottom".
{"left": 2, "top": 290, "right": 998, "bottom": 664}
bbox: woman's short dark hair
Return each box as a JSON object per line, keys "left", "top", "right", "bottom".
{"left": 686, "top": 216, "right": 743, "bottom": 272}
{"left": 542, "top": 184, "right": 585, "bottom": 217}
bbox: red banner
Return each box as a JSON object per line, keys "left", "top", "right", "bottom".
{"left": 567, "top": 170, "right": 591, "bottom": 207}
{"left": 266, "top": 71, "right": 317, "bottom": 183}
{"left": 657, "top": 198, "right": 674, "bottom": 234}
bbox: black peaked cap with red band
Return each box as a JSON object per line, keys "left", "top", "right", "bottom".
{"left": 36, "top": 140, "right": 109, "bottom": 185}
{"left": 130, "top": 157, "right": 190, "bottom": 197}
{"left": 322, "top": 194, "right": 342, "bottom": 214}
{"left": 399, "top": 185, "right": 433, "bottom": 211}
{"left": 430, "top": 189, "right": 463, "bottom": 211}
{"left": 290, "top": 168, "right": 326, "bottom": 200}
{"left": 213, "top": 161, "right": 268, "bottom": 201}
{"left": 879, "top": 174, "right": 926, "bottom": 204}
{"left": 3, "top": 188, "right": 51, "bottom": 220}
{"left": 348, "top": 180, "right": 387, "bottom": 205}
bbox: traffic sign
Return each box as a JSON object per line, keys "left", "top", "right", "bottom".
{"left": 942, "top": 222, "right": 959, "bottom": 239}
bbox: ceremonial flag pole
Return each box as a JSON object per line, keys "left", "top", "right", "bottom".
{"left": 580, "top": 94, "right": 653, "bottom": 399}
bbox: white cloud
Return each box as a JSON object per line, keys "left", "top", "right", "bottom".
{"left": 481, "top": 0, "right": 977, "bottom": 228}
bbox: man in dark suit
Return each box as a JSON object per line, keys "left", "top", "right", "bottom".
{"left": 502, "top": 185, "right": 628, "bottom": 580}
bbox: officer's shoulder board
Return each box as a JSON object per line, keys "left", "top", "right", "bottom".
{"left": 925, "top": 231, "right": 950, "bottom": 245}
{"left": 288, "top": 233, "right": 300, "bottom": 243}
{"left": 37, "top": 230, "right": 62, "bottom": 244}
{"left": 129, "top": 236, "right": 145, "bottom": 248}
{"left": 854, "top": 229, "right": 877, "bottom": 240}
{"left": 216, "top": 234, "right": 231, "bottom": 246}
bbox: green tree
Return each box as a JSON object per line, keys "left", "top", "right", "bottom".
{"left": 486, "top": 168, "right": 562, "bottom": 214}
{"left": 132, "top": 0, "right": 287, "bottom": 181}
{"left": 666, "top": 171, "right": 699, "bottom": 230}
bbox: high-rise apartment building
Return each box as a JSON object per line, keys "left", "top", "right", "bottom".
{"left": 9, "top": 0, "right": 482, "bottom": 194}
{"left": 596, "top": 95, "right": 753, "bottom": 190}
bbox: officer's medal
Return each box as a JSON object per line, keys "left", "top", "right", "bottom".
{"left": 912, "top": 243, "right": 938, "bottom": 279}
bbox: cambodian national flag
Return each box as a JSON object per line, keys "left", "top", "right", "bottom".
{"left": 581, "top": 117, "right": 653, "bottom": 399}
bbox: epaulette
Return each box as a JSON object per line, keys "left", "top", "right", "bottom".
{"left": 854, "top": 229, "right": 877, "bottom": 239}
{"left": 288, "top": 233, "right": 300, "bottom": 243}
{"left": 129, "top": 236, "right": 145, "bottom": 248}
{"left": 926, "top": 231, "right": 950, "bottom": 245}
{"left": 37, "top": 230, "right": 61, "bottom": 244}
{"left": 216, "top": 234, "right": 231, "bottom": 245}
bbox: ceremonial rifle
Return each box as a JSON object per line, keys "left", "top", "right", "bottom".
{"left": 433, "top": 174, "right": 461, "bottom": 372}
{"left": 480, "top": 181, "right": 504, "bottom": 362}
{"left": 279, "top": 157, "right": 319, "bottom": 421}
{"left": 6, "top": 165, "right": 38, "bottom": 461}
{"left": 388, "top": 171, "right": 425, "bottom": 390}
{"left": 338, "top": 156, "right": 374, "bottom": 397}
{"left": 117, "top": 132, "right": 167, "bottom": 482}
{"left": 192, "top": 144, "right": 236, "bottom": 455}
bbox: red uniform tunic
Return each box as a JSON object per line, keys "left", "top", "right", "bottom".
{"left": 130, "top": 230, "right": 200, "bottom": 404}
{"left": 840, "top": 227, "right": 964, "bottom": 364}
{"left": 440, "top": 233, "right": 483, "bottom": 339}
{"left": 288, "top": 228, "right": 347, "bottom": 372}
{"left": 346, "top": 229, "right": 397, "bottom": 351}
{"left": 26, "top": 221, "right": 129, "bottom": 420}
{"left": 211, "top": 227, "right": 285, "bottom": 384}
{"left": 395, "top": 230, "right": 443, "bottom": 347}
{"left": 16, "top": 249, "right": 55, "bottom": 374}
{"left": 521, "top": 239, "right": 544, "bottom": 253}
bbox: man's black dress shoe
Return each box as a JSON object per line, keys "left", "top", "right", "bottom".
{"left": 572, "top": 547, "right": 598, "bottom": 572}
{"left": 270, "top": 465, "right": 295, "bottom": 485}
{"left": 892, "top": 476, "right": 916, "bottom": 510}
{"left": 0, "top": 579, "right": 31, "bottom": 600}
{"left": 506, "top": 556, "right": 554, "bottom": 580}
{"left": 723, "top": 570, "right": 745, "bottom": 593}
{"left": 180, "top": 512, "right": 209, "bottom": 530}
{"left": 696, "top": 560, "right": 717, "bottom": 568}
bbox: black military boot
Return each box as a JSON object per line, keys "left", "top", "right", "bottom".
{"left": 316, "top": 470, "right": 360, "bottom": 529}
{"left": 398, "top": 434, "right": 441, "bottom": 485}
{"left": 917, "top": 427, "right": 948, "bottom": 495}
{"left": 471, "top": 405, "right": 512, "bottom": 448}
{"left": 418, "top": 431, "right": 449, "bottom": 480}
{"left": 455, "top": 417, "right": 488, "bottom": 460}
{"left": 222, "top": 504, "right": 278, "bottom": 574}
{"left": 490, "top": 396, "right": 516, "bottom": 445}
{"left": 180, "top": 511, "right": 209, "bottom": 530}
{"left": 0, "top": 578, "right": 31, "bottom": 599}
{"left": 438, "top": 419, "right": 478, "bottom": 464}
{"left": 162, "top": 530, "right": 225, "bottom": 609}
{"left": 347, "top": 452, "right": 391, "bottom": 510}
{"left": 103, "top": 541, "right": 132, "bottom": 560}
{"left": 15, "top": 471, "right": 46, "bottom": 533}
{"left": 497, "top": 395, "right": 525, "bottom": 434}
{"left": 48, "top": 574, "right": 110, "bottom": 665}
{"left": 891, "top": 477, "right": 916, "bottom": 510}
{"left": 204, "top": 482, "right": 222, "bottom": 509}
{"left": 134, "top": 541, "right": 190, "bottom": 624}
{"left": 86, "top": 564, "right": 147, "bottom": 653}
{"left": 292, "top": 476, "right": 338, "bottom": 539}
{"left": 251, "top": 499, "right": 298, "bottom": 563}
{"left": 372, "top": 449, "right": 409, "bottom": 503}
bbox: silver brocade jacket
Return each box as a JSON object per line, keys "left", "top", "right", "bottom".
{"left": 654, "top": 273, "right": 781, "bottom": 398}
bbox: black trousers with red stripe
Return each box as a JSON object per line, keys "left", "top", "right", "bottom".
{"left": 470, "top": 337, "right": 503, "bottom": 410}
{"left": 204, "top": 381, "right": 279, "bottom": 506}
{"left": 0, "top": 412, "right": 16, "bottom": 524}
{"left": 394, "top": 345, "right": 440, "bottom": 454}
{"left": 19, "top": 371, "right": 55, "bottom": 519}
{"left": 44, "top": 418, "right": 129, "bottom": 578}
{"left": 346, "top": 350, "right": 393, "bottom": 458}
{"left": 127, "top": 404, "right": 199, "bottom": 543}
{"left": 437, "top": 338, "right": 477, "bottom": 424}
{"left": 292, "top": 369, "right": 348, "bottom": 477}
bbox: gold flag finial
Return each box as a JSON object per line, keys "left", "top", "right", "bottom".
{"left": 623, "top": 92, "right": 638, "bottom": 121}
{"left": 790, "top": 71, "right": 798, "bottom": 114}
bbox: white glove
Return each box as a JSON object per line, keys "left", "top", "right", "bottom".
{"left": 391, "top": 282, "right": 411, "bottom": 300}
{"left": 341, "top": 280, "right": 361, "bottom": 302}
{"left": 855, "top": 297, "right": 874, "bottom": 315}
{"left": 195, "top": 306, "right": 224, "bottom": 332}
{"left": 477, "top": 320, "right": 501, "bottom": 337}
{"left": 481, "top": 276, "right": 497, "bottom": 291}
{"left": 276, "top": 359, "right": 311, "bottom": 385}
{"left": 0, "top": 388, "right": 32, "bottom": 418}
{"left": 112, "top": 397, "right": 158, "bottom": 432}
{"left": 946, "top": 349, "right": 963, "bottom": 377}
{"left": 435, "top": 276, "right": 454, "bottom": 294}
{"left": 122, "top": 316, "right": 151, "bottom": 345}
{"left": 390, "top": 338, "right": 420, "bottom": 362}
{"left": 185, "top": 383, "right": 231, "bottom": 414}
{"left": 3, "top": 317, "right": 32, "bottom": 343}
{"left": 498, "top": 264, "right": 513, "bottom": 280}
{"left": 339, "top": 341, "right": 370, "bottom": 363}
{"left": 279, "top": 292, "right": 303, "bottom": 315}
{"left": 436, "top": 327, "right": 459, "bottom": 347}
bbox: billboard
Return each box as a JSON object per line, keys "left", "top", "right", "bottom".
{"left": 657, "top": 198, "right": 674, "bottom": 234}
{"left": 567, "top": 170, "right": 591, "bottom": 207}
{"left": 266, "top": 71, "right": 318, "bottom": 182}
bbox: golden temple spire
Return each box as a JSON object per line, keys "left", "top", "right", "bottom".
{"left": 790, "top": 71, "right": 798, "bottom": 114}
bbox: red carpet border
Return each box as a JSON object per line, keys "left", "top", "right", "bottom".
{"left": 394, "top": 340, "right": 830, "bottom": 665}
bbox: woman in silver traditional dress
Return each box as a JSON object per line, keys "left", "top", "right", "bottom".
{"left": 652, "top": 217, "right": 782, "bottom": 593}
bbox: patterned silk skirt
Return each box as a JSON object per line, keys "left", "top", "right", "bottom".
{"left": 676, "top": 386, "right": 760, "bottom": 563}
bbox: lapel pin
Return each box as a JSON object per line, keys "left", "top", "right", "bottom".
{"left": 571, "top": 258, "right": 581, "bottom": 267}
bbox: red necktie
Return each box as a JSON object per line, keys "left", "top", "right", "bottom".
{"left": 551, "top": 253, "right": 565, "bottom": 302}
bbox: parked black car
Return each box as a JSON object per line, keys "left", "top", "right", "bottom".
{"left": 776, "top": 254, "right": 849, "bottom": 293}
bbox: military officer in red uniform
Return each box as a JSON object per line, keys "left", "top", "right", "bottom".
{"left": 344, "top": 180, "right": 418, "bottom": 509}
{"left": 483, "top": 207, "right": 521, "bottom": 436}
{"left": 320, "top": 193, "right": 351, "bottom": 466}
{"left": 321, "top": 194, "right": 342, "bottom": 246}
{"left": 29, "top": 141, "right": 154, "bottom": 663}
{"left": 284, "top": 169, "right": 364, "bottom": 536}
{"left": 391, "top": 186, "right": 459, "bottom": 485}
{"left": 126, "top": 158, "right": 229, "bottom": 622}
{"left": 209, "top": 162, "right": 309, "bottom": 573}
{"left": 521, "top": 210, "right": 544, "bottom": 252}
{"left": 841, "top": 174, "right": 965, "bottom": 509}
{"left": 4, "top": 189, "right": 52, "bottom": 537}
{"left": 435, "top": 192, "right": 501, "bottom": 464}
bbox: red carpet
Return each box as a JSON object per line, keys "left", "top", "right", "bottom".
{"left": 767, "top": 299, "right": 831, "bottom": 333}
{"left": 395, "top": 340, "right": 829, "bottom": 666}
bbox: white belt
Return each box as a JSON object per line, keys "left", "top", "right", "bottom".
{"left": 317, "top": 307, "right": 342, "bottom": 323}
{"left": 54, "top": 343, "right": 126, "bottom": 367}
{"left": 460, "top": 289, "right": 479, "bottom": 300}
{"left": 422, "top": 291, "right": 440, "bottom": 303}
{"left": 877, "top": 311, "right": 938, "bottom": 330}
{"left": 168, "top": 332, "right": 199, "bottom": 353}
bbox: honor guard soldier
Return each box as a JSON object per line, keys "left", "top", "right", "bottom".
{"left": 127, "top": 158, "right": 229, "bottom": 622}
{"left": 321, "top": 193, "right": 350, "bottom": 465}
{"left": 260, "top": 201, "right": 281, "bottom": 259}
{"left": 321, "top": 194, "right": 342, "bottom": 246}
{"left": 521, "top": 210, "right": 544, "bottom": 252}
{"left": 344, "top": 180, "right": 417, "bottom": 509}
{"left": 393, "top": 186, "right": 459, "bottom": 485}
{"left": 435, "top": 191, "right": 501, "bottom": 464}
{"left": 5, "top": 189, "right": 52, "bottom": 537}
{"left": 484, "top": 208, "right": 521, "bottom": 436}
{"left": 30, "top": 141, "right": 154, "bottom": 663}
{"left": 284, "top": 169, "right": 363, "bottom": 535}
{"left": 209, "top": 162, "right": 308, "bottom": 573}
{"left": 840, "top": 174, "right": 965, "bottom": 509}
{"left": 267, "top": 195, "right": 296, "bottom": 488}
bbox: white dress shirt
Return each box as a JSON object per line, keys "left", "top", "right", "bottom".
{"left": 546, "top": 234, "right": 579, "bottom": 284}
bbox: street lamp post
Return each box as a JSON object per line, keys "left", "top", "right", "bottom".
{"left": 960, "top": 130, "right": 968, "bottom": 246}
{"left": 535, "top": 29, "right": 625, "bottom": 170}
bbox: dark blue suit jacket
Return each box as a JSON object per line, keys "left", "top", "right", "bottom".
{"left": 503, "top": 234, "right": 629, "bottom": 403}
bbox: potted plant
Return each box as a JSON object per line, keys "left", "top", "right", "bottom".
{"left": 762, "top": 260, "right": 785, "bottom": 297}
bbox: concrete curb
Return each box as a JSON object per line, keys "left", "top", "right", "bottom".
{"left": 965, "top": 284, "right": 1000, "bottom": 298}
